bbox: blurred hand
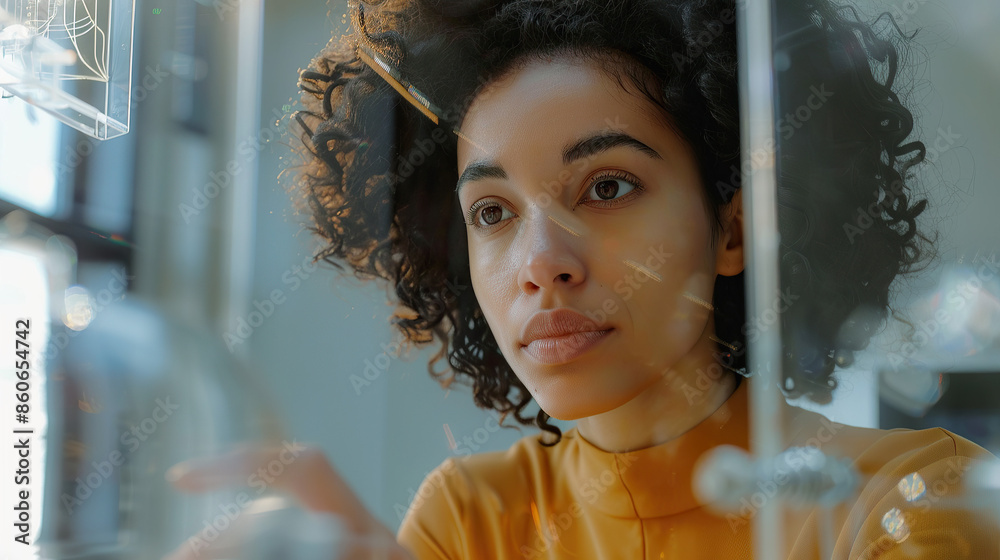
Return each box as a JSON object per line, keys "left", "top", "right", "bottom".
{"left": 163, "top": 442, "right": 414, "bottom": 560}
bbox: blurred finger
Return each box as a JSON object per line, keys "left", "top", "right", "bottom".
{"left": 165, "top": 441, "right": 291, "bottom": 492}
{"left": 164, "top": 441, "right": 375, "bottom": 532}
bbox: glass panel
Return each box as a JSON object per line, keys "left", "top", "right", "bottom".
{"left": 0, "top": 210, "right": 278, "bottom": 558}
{"left": 700, "top": 0, "right": 1000, "bottom": 558}
{"left": 0, "top": 0, "right": 135, "bottom": 140}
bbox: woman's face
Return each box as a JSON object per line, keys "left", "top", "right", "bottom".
{"left": 456, "top": 55, "right": 742, "bottom": 421}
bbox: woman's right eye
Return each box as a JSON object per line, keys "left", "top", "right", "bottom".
{"left": 466, "top": 200, "right": 515, "bottom": 230}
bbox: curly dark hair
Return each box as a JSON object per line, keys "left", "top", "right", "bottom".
{"left": 284, "top": 0, "right": 935, "bottom": 446}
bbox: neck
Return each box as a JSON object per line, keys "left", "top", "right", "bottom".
{"left": 574, "top": 335, "right": 740, "bottom": 453}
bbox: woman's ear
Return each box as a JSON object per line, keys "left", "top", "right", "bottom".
{"left": 715, "top": 189, "right": 744, "bottom": 276}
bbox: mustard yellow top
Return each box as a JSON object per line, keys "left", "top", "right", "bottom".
{"left": 397, "top": 378, "right": 1000, "bottom": 559}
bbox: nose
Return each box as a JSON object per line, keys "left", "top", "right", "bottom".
{"left": 516, "top": 213, "right": 586, "bottom": 294}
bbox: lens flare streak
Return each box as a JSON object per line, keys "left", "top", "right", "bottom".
{"left": 624, "top": 259, "right": 662, "bottom": 282}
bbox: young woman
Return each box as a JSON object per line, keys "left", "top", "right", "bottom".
{"left": 166, "top": 0, "right": 999, "bottom": 558}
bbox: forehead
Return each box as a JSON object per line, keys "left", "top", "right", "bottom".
{"left": 455, "top": 55, "right": 671, "bottom": 171}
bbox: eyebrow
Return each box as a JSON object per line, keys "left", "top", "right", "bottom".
{"left": 454, "top": 131, "right": 663, "bottom": 195}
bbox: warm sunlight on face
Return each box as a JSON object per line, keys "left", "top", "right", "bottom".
{"left": 455, "top": 54, "right": 737, "bottom": 421}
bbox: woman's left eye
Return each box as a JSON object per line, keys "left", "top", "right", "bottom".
{"left": 582, "top": 171, "right": 645, "bottom": 204}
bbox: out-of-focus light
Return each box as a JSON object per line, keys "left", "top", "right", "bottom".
{"left": 78, "top": 392, "right": 102, "bottom": 413}
{"left": 915, "top": 259, "right": 1000, "bottom": 356}
{"left": 443, "top": 423, "right": 460, "bottom": 451}
{"left": 64, "top": 285, "right": 95, "bottom": 331}
{"left": 881, "top": 507, "right": 911, "bottom": 543}
{"left": 898, "top": 472, "right": 927, "bottom": 502}
{"left": 0, "top": 97, "right": 60, "bottom": 216}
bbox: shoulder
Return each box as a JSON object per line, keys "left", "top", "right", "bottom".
{"left": 783, "top": 403, "right": 995, "bottom": 475}
{"left": 785, "top": 405, "right": 1000, "bottom": 559}
{"left": 396, "top": 430, "right": 563, "bottom": 559}
{"left": 783, "top": 404, "right": 996, "bottom": 505}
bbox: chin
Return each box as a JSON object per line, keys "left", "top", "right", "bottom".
{"left": 535, "top": 386, "right": 639, "bottom": 422}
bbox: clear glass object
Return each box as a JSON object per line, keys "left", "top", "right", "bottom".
{"left": 0, "top": 0, "right": 135, "bottom": 139}
{"left": 692, "top": 0, "right": 1000, "bottom": 558}
{"left": 0, "top": 210, "right": 303, "bottom": 559}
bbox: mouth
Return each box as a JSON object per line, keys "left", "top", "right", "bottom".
{"left": 520, "top": 328, "right": 614, "bottom": 366}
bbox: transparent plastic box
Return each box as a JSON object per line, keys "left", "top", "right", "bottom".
{"left": 0, "top": 0, "right": 135, "bottom": 140}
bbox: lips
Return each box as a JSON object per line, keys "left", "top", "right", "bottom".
{"left": 520, "top": 308, "right": 609, "bottom": 345}
{"left": 519, "top": 308, "right": 613, "bottom": 365}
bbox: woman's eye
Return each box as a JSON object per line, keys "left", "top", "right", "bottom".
{"left": 467, "top": 202, "right": 514, "bottom": 229}
{"left": 583, "top": 172, "right": 642, "bottom": 204}
{"left": 465, "top": 171, "right": 644, "bottom": 231}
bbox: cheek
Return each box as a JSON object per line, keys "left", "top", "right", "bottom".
{"left": 611, "top": 199, "right": 715, "bottom": 326}
{"left": 469, "top": 242, "right": 499, "bottom": 293}
{"left": 468, "top": 242, "right": 513, "bottom": 329}
{"left": 612, "top": 213, "right": 708, "bottom": 277}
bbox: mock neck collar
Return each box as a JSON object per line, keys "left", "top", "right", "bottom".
{"left": 560, "top": 376, "right": 750, "bottom": 518}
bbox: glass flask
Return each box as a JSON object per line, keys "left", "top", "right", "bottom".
{"left": 0, "top": 209, "right": 348, "bottom": 559}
